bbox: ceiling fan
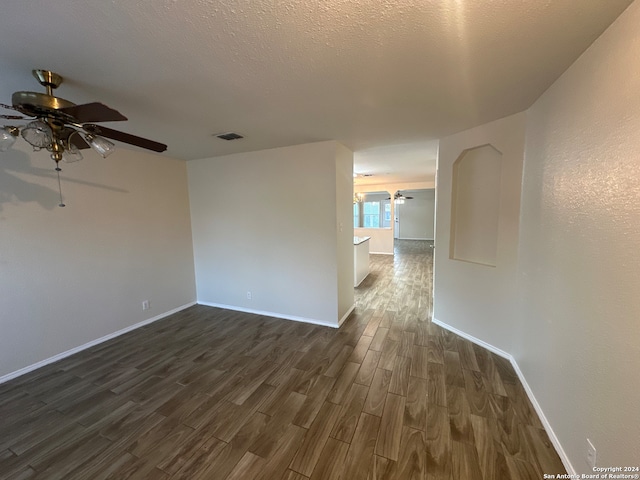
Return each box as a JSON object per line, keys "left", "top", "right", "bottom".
{"left": 0, "top": 69, "right": 167, "bottom": 206}
{"left": 0, "top": 69, "right": 166, "bottom": 162}
{"left": 387, "top": 191, "right": 414, "bottom": 204}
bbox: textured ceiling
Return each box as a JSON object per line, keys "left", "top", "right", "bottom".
{"left": 354, "top": 140, "right": 438, "bottom": 185}
{"left": 0, "top": 0, "right": 633, "bottom": 177}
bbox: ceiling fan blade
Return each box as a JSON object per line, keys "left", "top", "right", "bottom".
{"left": 58, "top": 102, "right": 128, "bottom": 123}
{"left": 84, "top": 124, "right": 167, "bottom": 153}
{"left": 1, "top": 102, "right": 22, "bottom": 112}
{"left": 0, "top": 103, "right": 30, "bottom": 120}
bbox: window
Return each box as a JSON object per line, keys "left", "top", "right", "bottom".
{"left": 354, "top": 192, "right": 391, "bottom": 229}
{"left": 383, "top": 201, "right": 391, "bottom": 228}
{"left": 363, "top": 201, "right": 380, "bottom": 227}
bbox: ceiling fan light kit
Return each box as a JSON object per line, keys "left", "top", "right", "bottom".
{"left": 1, "top": 69, "right": 167, "bottom": 206}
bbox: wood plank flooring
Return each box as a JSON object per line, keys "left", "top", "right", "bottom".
{"left": 0, "top": 240, "right": 566, "bottom": 479}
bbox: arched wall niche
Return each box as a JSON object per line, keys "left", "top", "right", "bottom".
{"left": 450, "top": 144, "right": 503, "bottom": 267}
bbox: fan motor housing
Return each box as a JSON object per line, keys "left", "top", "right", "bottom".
{"left": 12, "top": 91, "right": 76, "bottom": 125}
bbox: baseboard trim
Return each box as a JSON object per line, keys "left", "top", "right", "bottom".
{"left": 338, "top": 304, "right": 356, "bottom": 326}
{"left": 370, "top": 251, "right": 394, "bottom": 255}
{"left": 432, "top": 318, "right": 511, "bottom": 359}
{"left": 0, "top": 301, "right": 197, "bottom": 385}
{"left": 508, "top": 359, "right": 575, "bottom": 475}
{"left": 355, "top": 274, "right": 368, "bottom": 287}
{"left": 197, "top": 301, "right": 340, "bottom": 329}
{"left": 432, "top": 317, "right": 576, "bottom": 476}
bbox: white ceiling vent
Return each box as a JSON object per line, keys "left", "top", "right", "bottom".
{"left": 215, "top": 132, "right": 244, "bottom": 141}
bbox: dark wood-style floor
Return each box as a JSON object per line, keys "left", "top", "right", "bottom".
{"left": 0, "top": 240, "right": 566, "bottom": 479}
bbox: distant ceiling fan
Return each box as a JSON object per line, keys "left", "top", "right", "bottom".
{"left": 387, "top": 191, "right": 414, "bottom": 204}
{"left": 0, "top": 69, "right": 167, "bottom": 206}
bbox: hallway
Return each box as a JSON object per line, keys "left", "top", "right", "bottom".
{"left": 356, "top": 241, "right": 566, "bottom": 478}
{"left": 0, "top": 241, "right": 565, "bottom": 479}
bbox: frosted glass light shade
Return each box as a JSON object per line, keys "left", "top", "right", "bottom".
{"left": 21, "top": 120, "right": 52, "bottom": 148}
{"left": 0, "top": 127, "right": 18, "bottom": 151}
{"left": 63, "top": 142, "right": 83, "bottom": 163}
{"left": 85, "top": 134, "right": 115, "bottom": 158}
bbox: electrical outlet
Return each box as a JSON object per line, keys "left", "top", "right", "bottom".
{"left": 586, "top": 438, "right": 597, "bottom": 469}
{"left": 142, "top": 300, "right": 150, "bottom": 311}
{"left": 246, "top": 291, "right": 252, "bottom": 300}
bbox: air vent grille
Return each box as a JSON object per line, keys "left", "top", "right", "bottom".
{"left": 215, "top": 132, "right": 244, "bottom": 141}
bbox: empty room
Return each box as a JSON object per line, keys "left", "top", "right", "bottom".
{"left": 1, "top": 1, "right": 639, "bottom": 479}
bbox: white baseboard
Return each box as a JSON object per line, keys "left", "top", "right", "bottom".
{"left": 432, "top": 318, "right": 511, "bottom": 359}
{"left": 339, "top": 304, "right": 355, "bottom": 326}
{"left": 432, "top": 317, "right": 576, "bottom": 476}
{"left": 370, "top": 251, "right": 394, "bottom": 255}
{"left": 198, "top": 301, "right": 340, "bottom": 329}
{"left": 0, "top": 301, "right": 197, "bottom": 385}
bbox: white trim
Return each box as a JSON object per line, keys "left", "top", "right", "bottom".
{"left": 338, "top": 304, "right": 356, "bottom": 326}
{"left": 509, "top": 357, "right": 575, "bottom": 475}
{"left": 398, "top": 237, "right": 433, "bottom": 241}
{"left": 432, "top": 317, "right": 576, "bottom": 476}
{"left": 370, "top": 251, "right": 394, "bottom": 255}
{"left": 197, "top": 301, "right": 340, "bottom": 329}
{"left": 432, "top": 318, "right": 510, "bottom": 359}
{"left": 0, "top": 301, "right": 197, "bottom": 385}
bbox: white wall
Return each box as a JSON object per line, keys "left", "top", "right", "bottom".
{"left": 434, "top": 1, "right": 640, "bottom": 471}
{"left": 354, "top": 227, "right": 394, "bottom": 254}
{"left": 434, "top": 112, "right": 526, "bottom": 354}
{"left": 397, "top": 189, "right": 435, "bottom": 240}
{"left": 0, "top": 143, "right": 196, "bottom": 379}
{"left": 335, "top": 143, "right": 356, "bottom": 323}
{"left": 188, "top": 141, "right": 353, "bottom": 327}
{"left": 517, "top": 0, "right": 640, "bottom": 471}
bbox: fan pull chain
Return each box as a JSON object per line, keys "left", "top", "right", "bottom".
{"left": 56, "top": 167, "right": 66, "bottom": 207}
